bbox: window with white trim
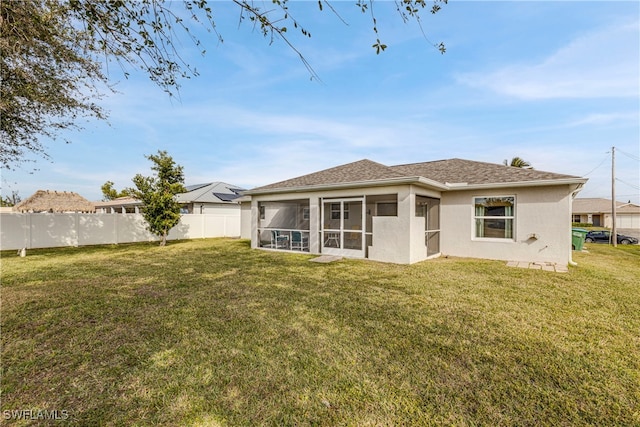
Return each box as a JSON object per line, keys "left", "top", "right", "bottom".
{"left": 474, "top": 196, "right": 515, "bottom": 239}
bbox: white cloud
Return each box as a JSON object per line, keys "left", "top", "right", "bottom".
{"left": 563, "top": 112, "right": 639, "bottom": 127}
{"left": 456, "top": 21, "right": 639, "bottom": 99}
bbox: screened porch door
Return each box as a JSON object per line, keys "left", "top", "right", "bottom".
{"left": 416, "top": 196, "right": 440, "bottom": 257}
{"left": 322, "top": 198, "right": 365, "bottom": 258}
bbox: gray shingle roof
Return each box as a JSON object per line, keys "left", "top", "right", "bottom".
{"left": 248, "top": 158, "right": 583, "bottom": 193}
{"left": 252, "top": 159, "right": 405, "bottom": 191}
{"left": 391, "top": 158, "right": 579, "bottom": 185}
{"left": 176, "top": 182, "right": 245, "bottom": 204}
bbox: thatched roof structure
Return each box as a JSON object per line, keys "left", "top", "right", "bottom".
{"left": 13, "top": 190, "right": 96, "bottom": 213}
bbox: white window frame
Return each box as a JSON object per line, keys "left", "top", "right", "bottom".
{"left": 473, "top": 195, "right": 516, "bottom": 241}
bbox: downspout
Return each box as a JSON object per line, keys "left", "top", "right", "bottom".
{"left": 568, "top": 185, "right": 584, "bottom": 266}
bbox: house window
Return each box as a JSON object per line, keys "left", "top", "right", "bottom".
{"left": 259, "top": 205, "right": 265, "bottom": 220}
{"left": 303, "top": 207, "right": 310, "bottom": 220}
{"left": 573, "top": 215, "right": 581, "bottom": 223}
{"left": 376, "top": 202, "right": 397, "bottom": 216}
{"left": 331, "top": 203, "right": 341, "bottom": 220}
{"left": 474, "top": 196, "right": 515, "bottom": 239}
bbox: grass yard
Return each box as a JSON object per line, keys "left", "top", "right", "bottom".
{"left": 2, "top": 239, "right": 639, "bottom": 426}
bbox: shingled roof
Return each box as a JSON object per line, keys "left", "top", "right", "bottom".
{"left": 252, "top": 159, "right": 405, "bottom": 192}
{"left": 391, "top": 158, "right": 579, "bottom": 185}
{"left": 14, "top": 190, "right": 95, "bottom": 213}
{"left": 176, "top": 182, "right": 245, "bottom": 204}
{"left": 247, "top": 158, "right": 584, "bottom": 194}
{"left": 573, "top": 198, "right": 640, "bottom": 214}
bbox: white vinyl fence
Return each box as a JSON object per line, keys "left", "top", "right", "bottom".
{"left": 0, "top": 213, "right": 241, "bottom": 250}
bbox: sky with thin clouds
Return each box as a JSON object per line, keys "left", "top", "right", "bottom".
{"left": 2, "top": 1, "right": 639, "bottom": 204}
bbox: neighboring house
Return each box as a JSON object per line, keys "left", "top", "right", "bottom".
{"left": 176, "top": 182, "right": 245, "bottom": 214}
{"left": 13, "top": 190, "right": 95, "bottom": 213}
{"left": 241, "top": 158, "right": 587, "bottom": 266}
{"left": 572, "top": 198, "right": 640, "bottom": 229}
{"left": 95, "top": 196, "right": 143, "bottom": 214}
{"left": 94, "top": 182, "right": 245, "bottom": 215}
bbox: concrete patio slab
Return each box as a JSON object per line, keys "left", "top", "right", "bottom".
{"left": 309, "top": 255, "right": 343, "bottom": 263}
{"left": 507, "top": 261, "right": 569, "bottom": 273}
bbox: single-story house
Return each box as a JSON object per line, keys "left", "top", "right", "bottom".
{"left": 94, "top": 182, "right": 245, "bottom": 215}
{"left": 241, "top": 158, "right": 587, "bottom": 266}
{"left": 95, "top": 196, "right": 143, "bottom": 214}
{"left": 572, "top": 198, "right": 640, "bottom": 229}
{"left": 13, "top": 190, "right": 96, "bottom": 213}
{"left": 176, "top": 182, "right": 245, "bottom": 214}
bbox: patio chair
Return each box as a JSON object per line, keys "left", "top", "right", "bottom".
{"left": 290, "top": 231, "right": 309, "bottom": 251}
{"left": 271, "top": 230, "right": 289, "bottom": 249}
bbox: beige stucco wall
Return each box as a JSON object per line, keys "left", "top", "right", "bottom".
{"left": 440, "top": 185, "right": 574, "bottom": 265}
{"left": 247, "top": 183, "right": 577, "bottom": 265}
{"left": 249, "top": 185, "right": 420, "bottom": 260}
{"left": 240, "top": 201, "right": 251, "bottom": 239}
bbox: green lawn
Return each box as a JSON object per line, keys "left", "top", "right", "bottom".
{"left": 2, "top": 240, "right": 639, "bottom": 426}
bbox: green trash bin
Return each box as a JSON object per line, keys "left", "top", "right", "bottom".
{"left": 572, "top": 228, "right": 588, "bottom": 251}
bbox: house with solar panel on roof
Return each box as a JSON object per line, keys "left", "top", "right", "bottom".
{"left": 95, "top": 182, "right": 245, "bottom": 215}
{"left": 176, "top": 182, "right": 245, "bottom": 214}
{"left": 240, "top": 159, "right": 587, "bottom": 266}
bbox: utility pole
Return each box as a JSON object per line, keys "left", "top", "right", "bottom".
{"left": 612, "top": 146, "right": 617, "bottom": 247}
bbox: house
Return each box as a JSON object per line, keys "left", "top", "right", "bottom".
{"left": 95, "top": 196, "right": 143, "bottom": 214}
{"left": 13, "top": 190, "right": 95, "bottom": 213}
{"left": 176, "top": 182, "right": 245, "bottom": 214}
{"left": 572, "top": 198, "right": 640, "bottom": 229}
{"left": 241, "top": 158, "right": 587, "bottom": 266}
{"left": 94, "top": 182, "right": 245, "bottom": 215}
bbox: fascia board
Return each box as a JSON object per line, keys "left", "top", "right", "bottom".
{"left": 243, "top": 177, "right": 587, "bottom": 196}
{"left": 244, "top": 176, "right": 449, "bottom": 196}
{"left": 444, "top": 177, "right": 588, "bottom": 191}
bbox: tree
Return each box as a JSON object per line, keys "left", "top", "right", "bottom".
{"left": 128, "top": 150, "right": 186, "bottom": 246}
{"left": 0, "top": 191, "right": 21, "bottom": 207}
{"left": 100, "top": 181, "right": 131, "bottom": 201}
{"left": 1, "top": 0, "right": 446, "bottom": 168}
{"left": 503, "top": 157, "right": 533, "bottom": 169}
{"left": 1, "top": 0, "right": 108, "bottom": 168}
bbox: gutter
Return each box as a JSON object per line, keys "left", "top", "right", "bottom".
{"left": 443, "top": 177, "right": 588, "bottom": 191}
{"left": 245, "top": 176, "right": 588, "bottom": 196}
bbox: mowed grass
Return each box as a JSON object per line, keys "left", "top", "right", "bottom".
{"left": 2, "top": 239, "right": 639, "bottom": 426}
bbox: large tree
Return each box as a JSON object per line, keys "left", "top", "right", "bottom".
{"left": 129, "top": 150, "right": 186, "bottom": 246}
{"left": 0, "top": 0, "right": 446, "bottom": 168}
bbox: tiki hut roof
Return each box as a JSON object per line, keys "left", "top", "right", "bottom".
{"left": 13, "top": 190, "right": 96, "bottom": 213}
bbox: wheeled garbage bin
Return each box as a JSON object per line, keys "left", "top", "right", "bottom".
{"left": 572, "top": 228, "right": 588, "bottom": 251}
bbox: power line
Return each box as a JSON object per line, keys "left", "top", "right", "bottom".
{"left": 581, "top": 155, "right": 609, "bottom": 177}
{"left": 616, "top": 148, "right": 640, "bottom": 162}
{"left": 616, "top": 178, "right": 640, "bottom": 190}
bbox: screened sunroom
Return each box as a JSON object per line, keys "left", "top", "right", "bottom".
{"left": 258, "top": 199, "right": 310, "bottom": 251}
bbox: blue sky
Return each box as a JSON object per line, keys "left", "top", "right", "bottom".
{"left": 2, "top": 1, "right": 639, "bottom": 204}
